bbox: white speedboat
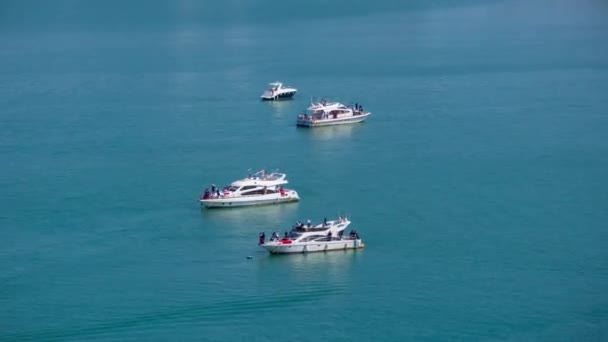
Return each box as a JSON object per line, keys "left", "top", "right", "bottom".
{"left": 200, "top": 170, "right": 300, "bottom": 208}
{"left": 259, "top": 217, "right": 364, "bottom": 254}
{"left": 260, "top": 82, "right": 297, "bottom": 101}
{"left": 296, "top": 100, "right": 371, "bottom": 127}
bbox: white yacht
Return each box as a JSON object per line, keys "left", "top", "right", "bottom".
{"left": 260, "top": 82, "right": 297, "bottom": 101}
{"left": 200, "top": 170, "right": 300, "bottom": 208}
{"left": 259, "top": 217, "right": 364, "bottom": 254}
{"left": 296, "top": 100, "right": 371, "bottom": 127}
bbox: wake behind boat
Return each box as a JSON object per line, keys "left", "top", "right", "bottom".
{"left": 259, "top": 217, "right": 364, "bottom": 254}
{"left": 260, "top": 82, "right": 297, "bottom": 101}
{"left": 296, "top": 100, "right": 370, "bottom": 127}
{"left": 200, "top": 170, "right": 300, "bottom": 208}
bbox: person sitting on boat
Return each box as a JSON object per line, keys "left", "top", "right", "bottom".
{"left": 338, "top": 230, "right": 344, "bottom": 240}
{"left": 307, "top": 219, "right": 312, "bottom": 228}
{"left": 323, "top": 217, "right": 327, "bottom": 226}
{"left": 259, "top": 232, "right": 265, "bottom": 245}
{"left": 327, "top": 231, "right": 332, "bottom": 240}
{"left": 284, "top": 232, "right": 289, "bottom": 239}
{"left": 202, "top": 188, "right": 210, "bottom": 199}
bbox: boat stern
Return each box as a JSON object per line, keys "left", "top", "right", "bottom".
{"left": 260, "top": 90, "right": 275, "bottom": 100}
{"left": 296, "top": 116, "right": 315, "bottom": 127}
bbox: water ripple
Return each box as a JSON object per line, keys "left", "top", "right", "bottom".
{"left": 2, "top": 285, "right": 343, "bottom": 341}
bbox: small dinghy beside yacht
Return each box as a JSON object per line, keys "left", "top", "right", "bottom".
{"left": 260, "top": 82, "right": 297, "bottom": 101}
{"left": 296, "top": 100, "right": 371, "bottom": 127}
{"left": 200, "top": 170, "right": 300, "bottom": 208}
{"left": 259, "top": 217, "right": 364, "bottom": 254}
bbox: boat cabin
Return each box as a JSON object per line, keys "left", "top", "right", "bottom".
{"left": 303, "top": 103, "right": 353, "bottom": 120}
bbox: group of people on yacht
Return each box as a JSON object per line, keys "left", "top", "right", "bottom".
{"left": 257, "top": 227, "right": 360, "bottom": 245}
{"left": 294, "top": 219, "right": 313, "bottom": 230}
{"left": 202, "top": 184, "right": 223, "bottom": 199}
{"left": 352, "top": 103, "right": 364, "bottom": 114}
{"left": 293, "top": 217, "right": 344, "bottom": 229}
{"left": 202, "top": 184, "right": 238, "bottom": 199}
{"left": 257, "top": 216, "right": 356, "bottom": 245}
{"left": 201, "top": 184, "right": 287, "bottom": 199}
{"left": 258, "top": 231, "right": 290, "bottom": 245}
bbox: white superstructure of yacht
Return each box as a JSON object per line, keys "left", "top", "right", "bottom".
{"left": 200, "top": 170, "right": 300, "bottom": 208}
{"left": 259, "top": 217, "right": 364, "bottom": 254}
{"left": 260, "top": 82, "right": 297, "bottom": 101}
{"left": 296, "top": 100, "right": 371, "bottom": 127}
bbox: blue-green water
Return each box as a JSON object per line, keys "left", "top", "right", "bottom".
{"left": 2, "top": 0, "right": 608, "bottom": 340}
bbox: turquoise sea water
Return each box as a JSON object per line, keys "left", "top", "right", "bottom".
{"left": 2, "top": 0, "right": 608, "bottom": 340}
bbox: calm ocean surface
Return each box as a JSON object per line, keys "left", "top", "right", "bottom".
{"left": 2, "top": 0, "right": 608, "bottom": 340}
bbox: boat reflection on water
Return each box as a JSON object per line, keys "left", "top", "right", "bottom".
{"left": 200, "top": 200, "right": 299, "bottom": 228}
{"left": 264, "top": 97, "right": 295, "bottom": 118}
{"left": 256, "top": 246, "right": 362, "bottom": 283}
{"left": 299, "top": 124, "right": 362, "bottom": 141}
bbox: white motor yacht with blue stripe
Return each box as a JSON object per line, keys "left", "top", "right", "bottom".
{"left": 200, "top": 170, "right": 300, "bottom": 208}
{"left": 260, "top": 82, "right": 297, "bottom": 101}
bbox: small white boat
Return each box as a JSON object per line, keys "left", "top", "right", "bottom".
{"left": 296, "top": 100, "right": 371, "bottom": 127}
{"left": 260, "top": 82, "right": 297, "bottom": 101}
{"left": 200, "top": 170, "right": 300, "bottom": 208}
{"left": 259, "top": 217, "right": 364, "bottom": 254}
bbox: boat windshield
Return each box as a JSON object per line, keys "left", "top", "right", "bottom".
{"left": 225, "top": 185, "right": 239, "bottom": 192}
{"left": 287, "top": 231, "right": 301, "bottom": 239}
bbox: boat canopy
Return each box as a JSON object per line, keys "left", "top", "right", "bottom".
{"left": 307, "top": 102, "right": 345, "bottom": 111}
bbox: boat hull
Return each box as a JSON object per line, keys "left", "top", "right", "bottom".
{"left": 261, "top": 91, "right": 297, "bottom": 101}
{"left": 296, "top": 113, "right": 370, "bottom": 127}
{"left": 262, "top": 239, "right": 365, "bottom": 254}
{"left": 200, "top": 191, "right": 300, "bottom": 208}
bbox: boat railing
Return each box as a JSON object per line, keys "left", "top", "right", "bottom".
{"left": 204, "top": 190, "right": 291, "bottom": 199}
{"left": 307, "top": 235, "right": 359, "bottom": 242}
